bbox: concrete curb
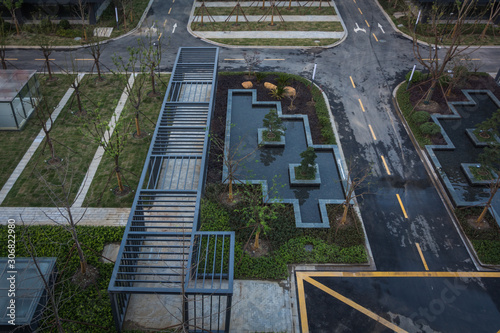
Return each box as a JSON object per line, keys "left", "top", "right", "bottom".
{"left": 391, "top": 80, "right": 495, "bottom": 272}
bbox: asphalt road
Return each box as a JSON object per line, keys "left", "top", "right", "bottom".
{"left": 4, "top": 0, "right": 500, "bottom": 331}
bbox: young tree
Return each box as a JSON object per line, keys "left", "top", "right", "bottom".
{"left": 74, "top": 0, "right": 88, "bottom": 41}
{"left": 299, "top": 147, "right": 317, "bottom": 178}
{"left": 475, "top": 144, "right": 500, "bottom": 224}
{"left": 0, "top": 24, "right": 8, "bottom": 69}
{"left": 408, "top": 0, "right": 485, "bottom": 104}
{"left": 2, "top": 0, "right": 22, "bottom": 35}
{"left": 117, "top": 0, "right": 133, "bottom": 30}
{"left": 40, "top": 37, "right": 56, "bottom": 81}
{"left": 137, "top": 30, "right": 162, "bottom": 96}
{"left": 242, "top": 51, "right": 262, "bottom": 78}
{"left": 480, "top": 0, "right": 500, "bottom": 39}
{"left": 35, "top": 95, "right": 59, "bottom": 165}
{"left": 81, "top": 107, "right": 130, "bottom": 194}
{"left": 88, "top": 37, "right": 106, "bottom": 81}
{"left": 476, "top": 109, "right": 500, "bottom": 138}
{"left": 112, "top": 47, "right": 149, "bottom": 137}
{"left": 262, "top": 108, "right": 285, "bottom": 139}
{"left": 340, "top": 164, "right": 371, "bottom": 225}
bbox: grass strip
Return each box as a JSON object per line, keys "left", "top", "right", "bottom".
{"left": 191, "top": 21, "right": 343, "bottom": 31}
{"left": 0, "top": 74, "right": 76, "bottom": 189}
{"left": 194, "top": 6, "right": 336, "bottom": 16}
{"left": 84, "top": 74, "right": 170, "bottom": 208}
{"left": 211, "top": 37, "right": 338, "bottom": 46}
{"left": 2, "top": 74, "right": 126, "bottom": 207}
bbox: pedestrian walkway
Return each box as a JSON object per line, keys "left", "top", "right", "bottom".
{"left": 0, "top": 207, "right": 130, "bottom": 226}
{"left": 195, "top": 1, "right": 334, "bottom": 7}
{"left": 194, "top": 30, "right": 344, "bottom": 39}
{"left": 0, "top": 74, "right": 84, "bottom": 205}
{"left": 73, "top": 73, "right": 136, "bottom": 208}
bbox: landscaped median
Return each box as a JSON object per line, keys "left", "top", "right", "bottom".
{"left": 395, "top": 72, "right": 500, "bottom": 266}
{"left": 189, "top": 0, "right": 345, "bottom": 46}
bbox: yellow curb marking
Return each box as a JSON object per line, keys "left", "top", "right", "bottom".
{"left": 350, "top": 76, "right": 356, "bottom": 88}
{"left": 297, "top": 272, "right": 309, "bottom": 333}
{"left": 381, "top": 155, "right": 391, "bottom": 175}
{"left": 396, "top": 193, "right": 408, "bottom": 218}
{"left": 358, "top": 99, "right": 365, "bottom": 112}
{"left": 368, "top": 124, "right": 377, "bottom": 140}
{"left": 416, "top": 243, "right": 429, "bottom": 271}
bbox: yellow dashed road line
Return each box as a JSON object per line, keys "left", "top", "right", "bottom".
{"left": 381, "top": 155, "right": 391, "bottom": 175}
{"left": 358, "top": 7, "right": 363, "bottom": 14}
{"left": 365, "top": 20, "right": 370, "bottom": 27}
{"left": 396, "top": 193, "right": 408, "bottom": 218}
{"left": 358, "top": 99, "right": 365, "bottom": 112}
{"left": 416, "top": 243, "right": 429, "bottom": 271}
{"left": 368, "top": 124, "right": 377, "bottom": 140}
{"left": 350, "top": 76, "right": 356, "bottom": 88}
{"left": 372, "top": 33, "right": 379, "bottom": 42}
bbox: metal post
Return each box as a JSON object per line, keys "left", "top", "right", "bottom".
{"left": 407, "top": 64, "right": 417, "bottom": 90}
{"left": 414, "top": 10, "right": 421, "bottom": 33}
{"left": 115, "top": 7, "right": 119, "bottom": 29}
{"left": 495, "top": 68, "right": 500, "bottom": 86}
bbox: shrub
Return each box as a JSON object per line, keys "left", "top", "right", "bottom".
{"left": 200, "top": 200, "right": 231, "bottom": 231}
{"left": 40, "top": 17, "right": 54, "bottom": 33}
{"left": 419, "top": 122, "right": 441, "bottom": 136}
{"left": 58, "top": 19, "right": 71, "bottom": 30}
{"left": 411, "top": 111, "right": 431, "bottom": 124}
{"left": 56, "top": 28, "right": 81, "bottom": 38}
{"left": 255, "top": 72, "right": 266, "bottom": 83}
{"left": 472, "top": 240, "right": 500, "bottom": 265}
{"left": 276, "top": 73, "right": 291, "bottom": 86}
{"left": 269, "top": 85, "right": 288, "bottom": 100}
{"left": 406, "top": 70, "right": 425, "bottom": 84}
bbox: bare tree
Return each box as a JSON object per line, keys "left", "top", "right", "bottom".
{"left": 408, "top": 0, "right": 486, "bottom": 104}
{"left": 340, "top": 163, "right": 370, "bottom": 225}
{"left": 88, "top": 37, "right": 106, "bottom": 80}
{"left": 40, "top": 37, "right": 56, "bottom": 81}
{"left": 74, "top": 0, "right": 88, "bottom": 41}
{"left": 137, "top": 30, "right": 163, "bottom": 96}
{"left": 112, "top": 47, "right": 149, "bottom": 137}
{"left": 242, "top": 51, "right": 262, "bottom": 78}
{"left": 480, "top": 0, "right": 500, "bottom": 39}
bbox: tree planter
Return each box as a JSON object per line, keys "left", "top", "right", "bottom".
{"left": 258, "top": 128, "right": 285, "bottom": 147}
{"left": 289, "top": 163, "right": 320, "bottom": 186}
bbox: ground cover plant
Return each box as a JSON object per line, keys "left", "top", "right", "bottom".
{"left": 0, "top": 225, "right": 124, "bottom": 331}
{"left": 455, "top": 207, "right": 500, "bottom": 264}
{"left": 84, "top": 74, "right": 169, "bottom": 207}
{"left": 396, "top": 71, "right": 500, "bottom": 148}
{"left": 2, "top": 74, "right": 126, "bottom": 207}
{"left": 201, "top": 184, "right": 367, "bottom": 280}
{"left": 0, "top": 73, "right": 75, "bottom": 189}
{"left": 1, "top": 0, "right": 150, "bottom": 46}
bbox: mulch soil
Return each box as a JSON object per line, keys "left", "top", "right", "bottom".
{"left": 407, "top": 74, "right": 500, "bottom": 145}
{"left": 208, "top": 73, "right": 324, "bottom": 183}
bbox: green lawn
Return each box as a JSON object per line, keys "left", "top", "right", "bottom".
{"left": 2, "top": 74, "right": 126, "bottom": 207}
{"left": 0, "top": 74, "right": 76, "bottom": 190}
{"left": 191, "top": 21, "right": 343, "bottom": 31}
{"left": 194, "top": 6, "right": 336, "bottom": 16}
{"left": 84, "top": 74, "right": 170, "bottom": 208}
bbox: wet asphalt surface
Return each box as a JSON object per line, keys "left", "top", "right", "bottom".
{"left": 6, "top": 0, "right": 500, "bottom": 331}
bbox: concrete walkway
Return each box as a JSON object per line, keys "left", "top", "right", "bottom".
{"left": 193, "top": 30, "right": 344, "bottom": 38}
{"left": 0, "top": 74, "right": 84, "bottom": 205}
{"left": 196, "top": 1, "right": 334, "bottom": 7}
{"left": 0, "top": 207, "right": 130, "bottom": 226}
{"left": 73, "top": 73, "right": 136, "bottom": 208}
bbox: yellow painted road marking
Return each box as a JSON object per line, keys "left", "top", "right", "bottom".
{"left": 349, "top": 76, "right": 356, "bottom": 88}
{"left": 35, "top": 58, "right": 55, "bottom": 61}
{"left": 303, "top": 276, "right": 409, "bottom": 333}
{"left": 358, "top": 99, "right": 365, "bottom": 112}
{"left": 224, "top": 58, "right": 244, "bottom": 61}
{"left": 462, "top": 58, "right": 480, "bottom": 61}
{"left": 297, "top": 273, "right": 309, "bottom": 333}
{"left": 264, "top": 58, "right": 285, "bottom": 61}
{"left": 396, "top": 193, "right": 408, "bottom": 218}
{"left": 358, "top": 7, "right": 363, "bottom": 14}
{"left": 368, "top": 124, "right": 377, "bottom": 140}
{"left": 353, "top": 0, "right": 356, "bottom": 3}
{"left": 158, "top": 32, "right": 162, "bottom": 40}
{"left": 5, "top": 58, "right": 17, "bottom": 60}
{"left": 365, "top": 19, "right": 370, "bottom": 27}
{"left": 75, "top": 58, "right": 93, "bottom": 61}
{"left": 168, "top": 7, "right": 172, "bottom": 14}
{"left": 422, "top": 58, "right": 440, "bottom": 61}
{"left": 297, "top": 271, "right": 500, "bottom": 278}
{"left": 416, "top": 243, "right": 429, "bottom": 271}
{"left": 372, "top": 33, "right": 379, "bottom": 42}
{"left": 381, "top": 155, "right": 391, "bottom": 175}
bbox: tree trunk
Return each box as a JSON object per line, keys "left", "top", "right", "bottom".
{"left": 45, "top": 56, "right": 53, "bottom": 80}
{"left": 116, "top": 168, "right": 124, "bottom": 192}
{"left": 135, "top": 115, "right": 141, "bottom": 137}
{"left": 71, "top": 229, "right": 88, "bottom": 274}
{"left": 480, "top": 21, "right": 490, "bottom": 39}
{"left": 95, "top": 60, "right": 101, "bottom": 79}
{"left": 424, "top": 79, "right": 438, "bottom": 104}
{"left": 253, "top": 229, "right": 260, "bottom": 249}
{"left": 340, "top": 204, "right": 349, "bottom": 225}
{"left": 476, "top": 181, "right": 499, "bottom": 224}
{"left": 76, "top": 89, "right": 83, "bottom": 114}
{"left": 150, "top": 68, "right": 156, "bottom": 95}
{"left": 228, "top": 178, "right": 233, "bottom": 201}
{"left": 47, "top": 136, "right": 56, "bottom": 161}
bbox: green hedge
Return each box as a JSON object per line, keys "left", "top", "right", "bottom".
{"left": 455, "top": 207, "right": 500, "bottom": 265}
{"left": 0, "top": 225, "right": 124, "bottom": 331}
